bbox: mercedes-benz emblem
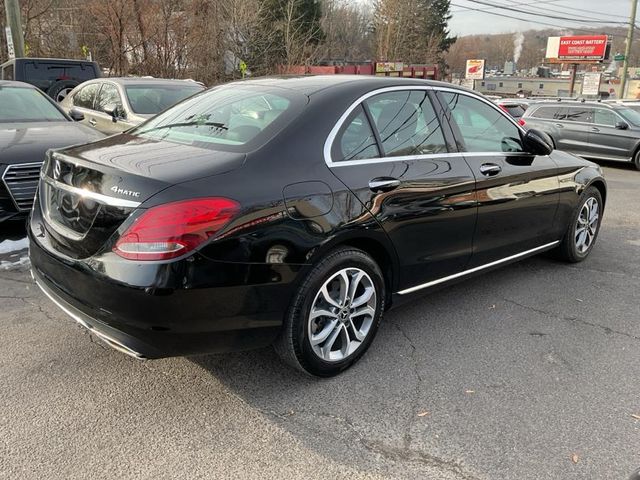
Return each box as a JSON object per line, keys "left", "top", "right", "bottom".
{"left": 53, "top": 159, "right": 62, "bottom": 180}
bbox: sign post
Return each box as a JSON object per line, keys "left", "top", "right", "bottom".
{"left": 4, "top": 26, "right": 15, "bottom": 59}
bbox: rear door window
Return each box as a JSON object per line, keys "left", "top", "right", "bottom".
{"left": 72, "top": 83, "right": 99, "bottom": 109}
{"left": 332, "top": 105, "right": 380, "bottom": 161}
{"left": 530, "top": 106, "right": 562, "bottom": 119}
{"left": 565, "top": 106, "right": 592, "bottom": 123}
{"left": 95, "top": 83, "right": 123, "bottom": 113}
{"left": 365, "top": 90, "right": 447, "bottom": 157}
{"left": 2, "top": 64, "right": 14, "bottom": 80}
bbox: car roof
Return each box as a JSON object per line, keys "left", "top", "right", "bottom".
{"left": 236, "top": 75, "right": 456, "bottom": 96}
{"left": 86, "top": 77, "right": 204, "bottom": 86}
{"left": 0, "top": 80, "right": 37, "bottom": 88}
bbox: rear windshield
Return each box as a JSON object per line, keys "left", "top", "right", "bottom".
{"left": 0, "top": 86, "right": 67, "bottom": 122}
{"left": 502, "top": 105, "right": 525, "bottom": 118}
{"left": 131, "top": 84, "right": 306, "bottom": 151}
{"left": 125, "top": 84, "right": 204, "bottom": 114}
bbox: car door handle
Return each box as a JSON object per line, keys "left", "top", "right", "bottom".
{"left": 590, "top": 127, "right": 600, "bottom": 133}
{"left": 369, "top": 177, "right": 401, "bottom": 193}
{"left": 88, "top": 118, "right": 97, "bottom": 126}
{"left": 479, "top": 163, "right": 502, "bottom": 176}
{"left": 554, "top": 123, "right": 564, "bottom": 128}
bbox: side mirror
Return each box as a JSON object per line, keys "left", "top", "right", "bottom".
{"left": 522, "top": 128, "right": 554, "bottom": 156}
{"left": 68, "top": 108, "right": 84, "bottom": 122}
{"left": 615, "top": 121, "right": 629, "bottom": 130}
{"left": 104, "top": 103, "right": 124, "bottom": 122}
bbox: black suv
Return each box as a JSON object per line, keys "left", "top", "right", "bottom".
{"left": 0, "top": 58, "right": 101, "bottom": 103}
{"left": 522, "top": 100, "right": 640, "bottom": 170}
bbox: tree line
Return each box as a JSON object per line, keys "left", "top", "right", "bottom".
{"left": 0, "top": 0, "right": 455, "bottom": 84}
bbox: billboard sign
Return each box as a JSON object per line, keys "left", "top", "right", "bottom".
{"left": 465, "top": 59, "right": 485, "bottom": 80}
{"left": 375, "top": 62, "right": 404, "bottom": 73}
{"left": 547, "top": 35, "right": 608, "bottom": 62}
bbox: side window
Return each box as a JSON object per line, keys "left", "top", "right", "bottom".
{"left": 531, "top": 106, "right": 560, "bottom": 119}
{"left": 565, "top": 107, "right": 592, "bottom": 123}
{"left": 365, "top": 90, "right": 447, "bottom": 157}
{"left": 440, "top": 92, "right": 523, "bottom": 153}
{"left": 593, "top": 109, "right": 616, "bottom": 126}
{"left": 95, "top": 83, "right": 123, "bottom": 113}
{"left": 72, "top": 83, "right": 99, "bottom": 109}
{"left": 332, "top": 105, "right": 380, "bottom": 161}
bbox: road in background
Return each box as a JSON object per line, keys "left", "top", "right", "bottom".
{"left": 1, "top": 165, "right": 639, "bottom": 480}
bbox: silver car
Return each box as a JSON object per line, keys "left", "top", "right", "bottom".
{"left": 60, "top": 77, "right": 205, "bottom": 135}
{"left": 522, "top": 100, "right": 640, "bottom": 170}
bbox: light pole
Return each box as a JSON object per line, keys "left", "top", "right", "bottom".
{"left": 4, "top": 0, "right": 25, "bottom": 58}
{"left": 620, "top": 0, "right": 638, "bottom": 98}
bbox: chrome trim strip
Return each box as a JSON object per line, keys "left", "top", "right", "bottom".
{"left": 397, "top": 241, "right": 560, "bottom": 295}
{"left": 323, "top": 85, "right": 526, "bottom": 167}
{"left": 41, "top": 175, "right": 141, "bottom": 208}
{"left": 33, "top": 271, "right": 146, "bottom": 360}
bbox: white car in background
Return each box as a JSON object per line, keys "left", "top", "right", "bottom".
{"left": 60, "top": 77, "right": 205, "bottom": 135}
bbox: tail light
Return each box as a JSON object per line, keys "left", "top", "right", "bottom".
{"left": 518, "top": 119, "right": 526, "bottom": 126}
{"left": 114, "top": 198, "right": 239, "bottom": 261}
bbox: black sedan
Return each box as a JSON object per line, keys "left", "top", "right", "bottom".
{"left": 0, "top": 80, "right": 104, "bottom": 223}
{"left": 29, "top": 76, "right": 606, "bottom": 376}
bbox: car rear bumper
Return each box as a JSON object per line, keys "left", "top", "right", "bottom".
{"left": 29, "top": 229, "right": 303, "bottom": 359}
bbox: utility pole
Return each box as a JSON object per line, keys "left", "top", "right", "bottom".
{"left": 620, "top": 0, "right": 638, "bottom": 99}
{"left": 4, "top": 0, "right": 25, "bottom": 58}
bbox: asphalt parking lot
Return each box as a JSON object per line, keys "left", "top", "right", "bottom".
{"left": 1, "top": 164, "right": 639, "bottom": 480}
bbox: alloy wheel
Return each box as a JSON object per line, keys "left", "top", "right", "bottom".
{"left": 56, "top": 87, "right": 74, "bottom": 103}
{"left": 307, "top": 267, "right": 377, "bottom": 362}
{"left": 575, "top": 196, "right": 599, "bottom": 254}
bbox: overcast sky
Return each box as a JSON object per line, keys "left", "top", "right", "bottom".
{"left": 449, "top": 0, "right": 631, "bottom": 36}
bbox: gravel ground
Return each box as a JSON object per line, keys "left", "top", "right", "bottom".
{"left": 1, "top": 165, "right": 639, "bottom": 480}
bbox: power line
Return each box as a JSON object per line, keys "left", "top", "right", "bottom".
{"left": 450, "top": 2, "right": 619, "bottom": 34}
{"left": 459, "top": 0, "right": 629, "bottom": 25}
{"left": 543, "top": 0, "right": 630, "bottom": 21}
{"left": 450, "top": 0, "right": 563, "bottom": 13}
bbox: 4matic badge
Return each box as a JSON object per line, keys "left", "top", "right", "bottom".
{"left": 110, "top": 185, "right": 141, "bottom": 198}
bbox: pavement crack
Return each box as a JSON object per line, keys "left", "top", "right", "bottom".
{"left": 501, "top": 298, "right": 640, "bottom": 341}
{"left": 389, "top": 320, "right": 424, "bottom": 449}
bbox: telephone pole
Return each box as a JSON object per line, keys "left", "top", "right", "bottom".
{"left": 620, "top": 0, "right": 638, "bottom": 99}
{"left": 4, "top": 0, "right": 25, "bottom": 58}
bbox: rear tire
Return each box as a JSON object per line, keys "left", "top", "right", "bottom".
{"left": 47, "top": 80, "right": 79, "bottom": 103}
{"left": 633, "top": 149, "right": 640, "bottom": 171}
{"left": 555, "top": 186, "right": 603, "bottom": 263}
{"left": 274, "top": 247, "right": 385, "bottom": 377}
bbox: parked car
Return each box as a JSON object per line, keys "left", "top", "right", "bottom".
{"left": 495, "top": 99, "right": 529, "bottom": 124}
{"left": 0, "top": 80, "right": 104, "bottom": 223}
{"left": 605, "top": 99, "right": 640, "bottom": 114}
{"left": 0, "top": 58, "right": 101, "bottom": 102}
{"left": 29, "top": 76, "right": 606, "bottom": 376}
{"left": 521, "top": 100, "right": 640, "bottom": 170}
{"left": 59, "top": 78, "right": 206, "bottom": 135}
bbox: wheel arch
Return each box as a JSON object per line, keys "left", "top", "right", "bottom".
{"left": 588, "top": 178, "right": 607, "bottom": 207}
{"left": 307, "top": 232, "right": 400, "bottom": 309}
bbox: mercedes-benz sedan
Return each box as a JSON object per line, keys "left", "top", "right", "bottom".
{"left": 29, "top": 76, "right": 606, "bottom": 376}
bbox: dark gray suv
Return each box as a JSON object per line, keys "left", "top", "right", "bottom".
{"left": 522, "top": 100, "right": 640, "bottom": 170}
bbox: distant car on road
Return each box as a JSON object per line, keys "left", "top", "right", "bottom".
{"left": 59, "top": 78, "right": 206, "bottom": 135}
{"left": 521, "top": 100, "right": 640, "bottom": 170}
{"left": 0, "top": 80, "right": 104, "bottom": 223}
{"left": 0, "top": 58, "right": 101, "bottom": 102}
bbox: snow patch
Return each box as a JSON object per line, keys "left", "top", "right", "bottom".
{"left": 0, "top": 237, "right": 29, "bottom": 254}
{"left": 0, "top": 255, "right": 30, "bottom": 271}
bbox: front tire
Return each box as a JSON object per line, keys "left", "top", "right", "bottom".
{"left": 274, "top": 247, "right": 385, "bottom": 377}
{"left": 555, "top": 186, "right": 603, "bottom": 262}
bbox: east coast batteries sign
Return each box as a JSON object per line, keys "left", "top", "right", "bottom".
{"left": 546, "top": 35, "right": 608, "bottom": 62}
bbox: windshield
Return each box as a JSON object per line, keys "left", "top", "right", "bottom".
{"left": 130, "top": 84, "right": 306, "bottom": 151}
{"left": 0, "top": 86, "right": 67, "bottom": 122}
{"left": 617, "top": 106, "right": 640, "bottom": 125}
{"left": 124, "top": 84, "right": 205, "bottom": 115}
